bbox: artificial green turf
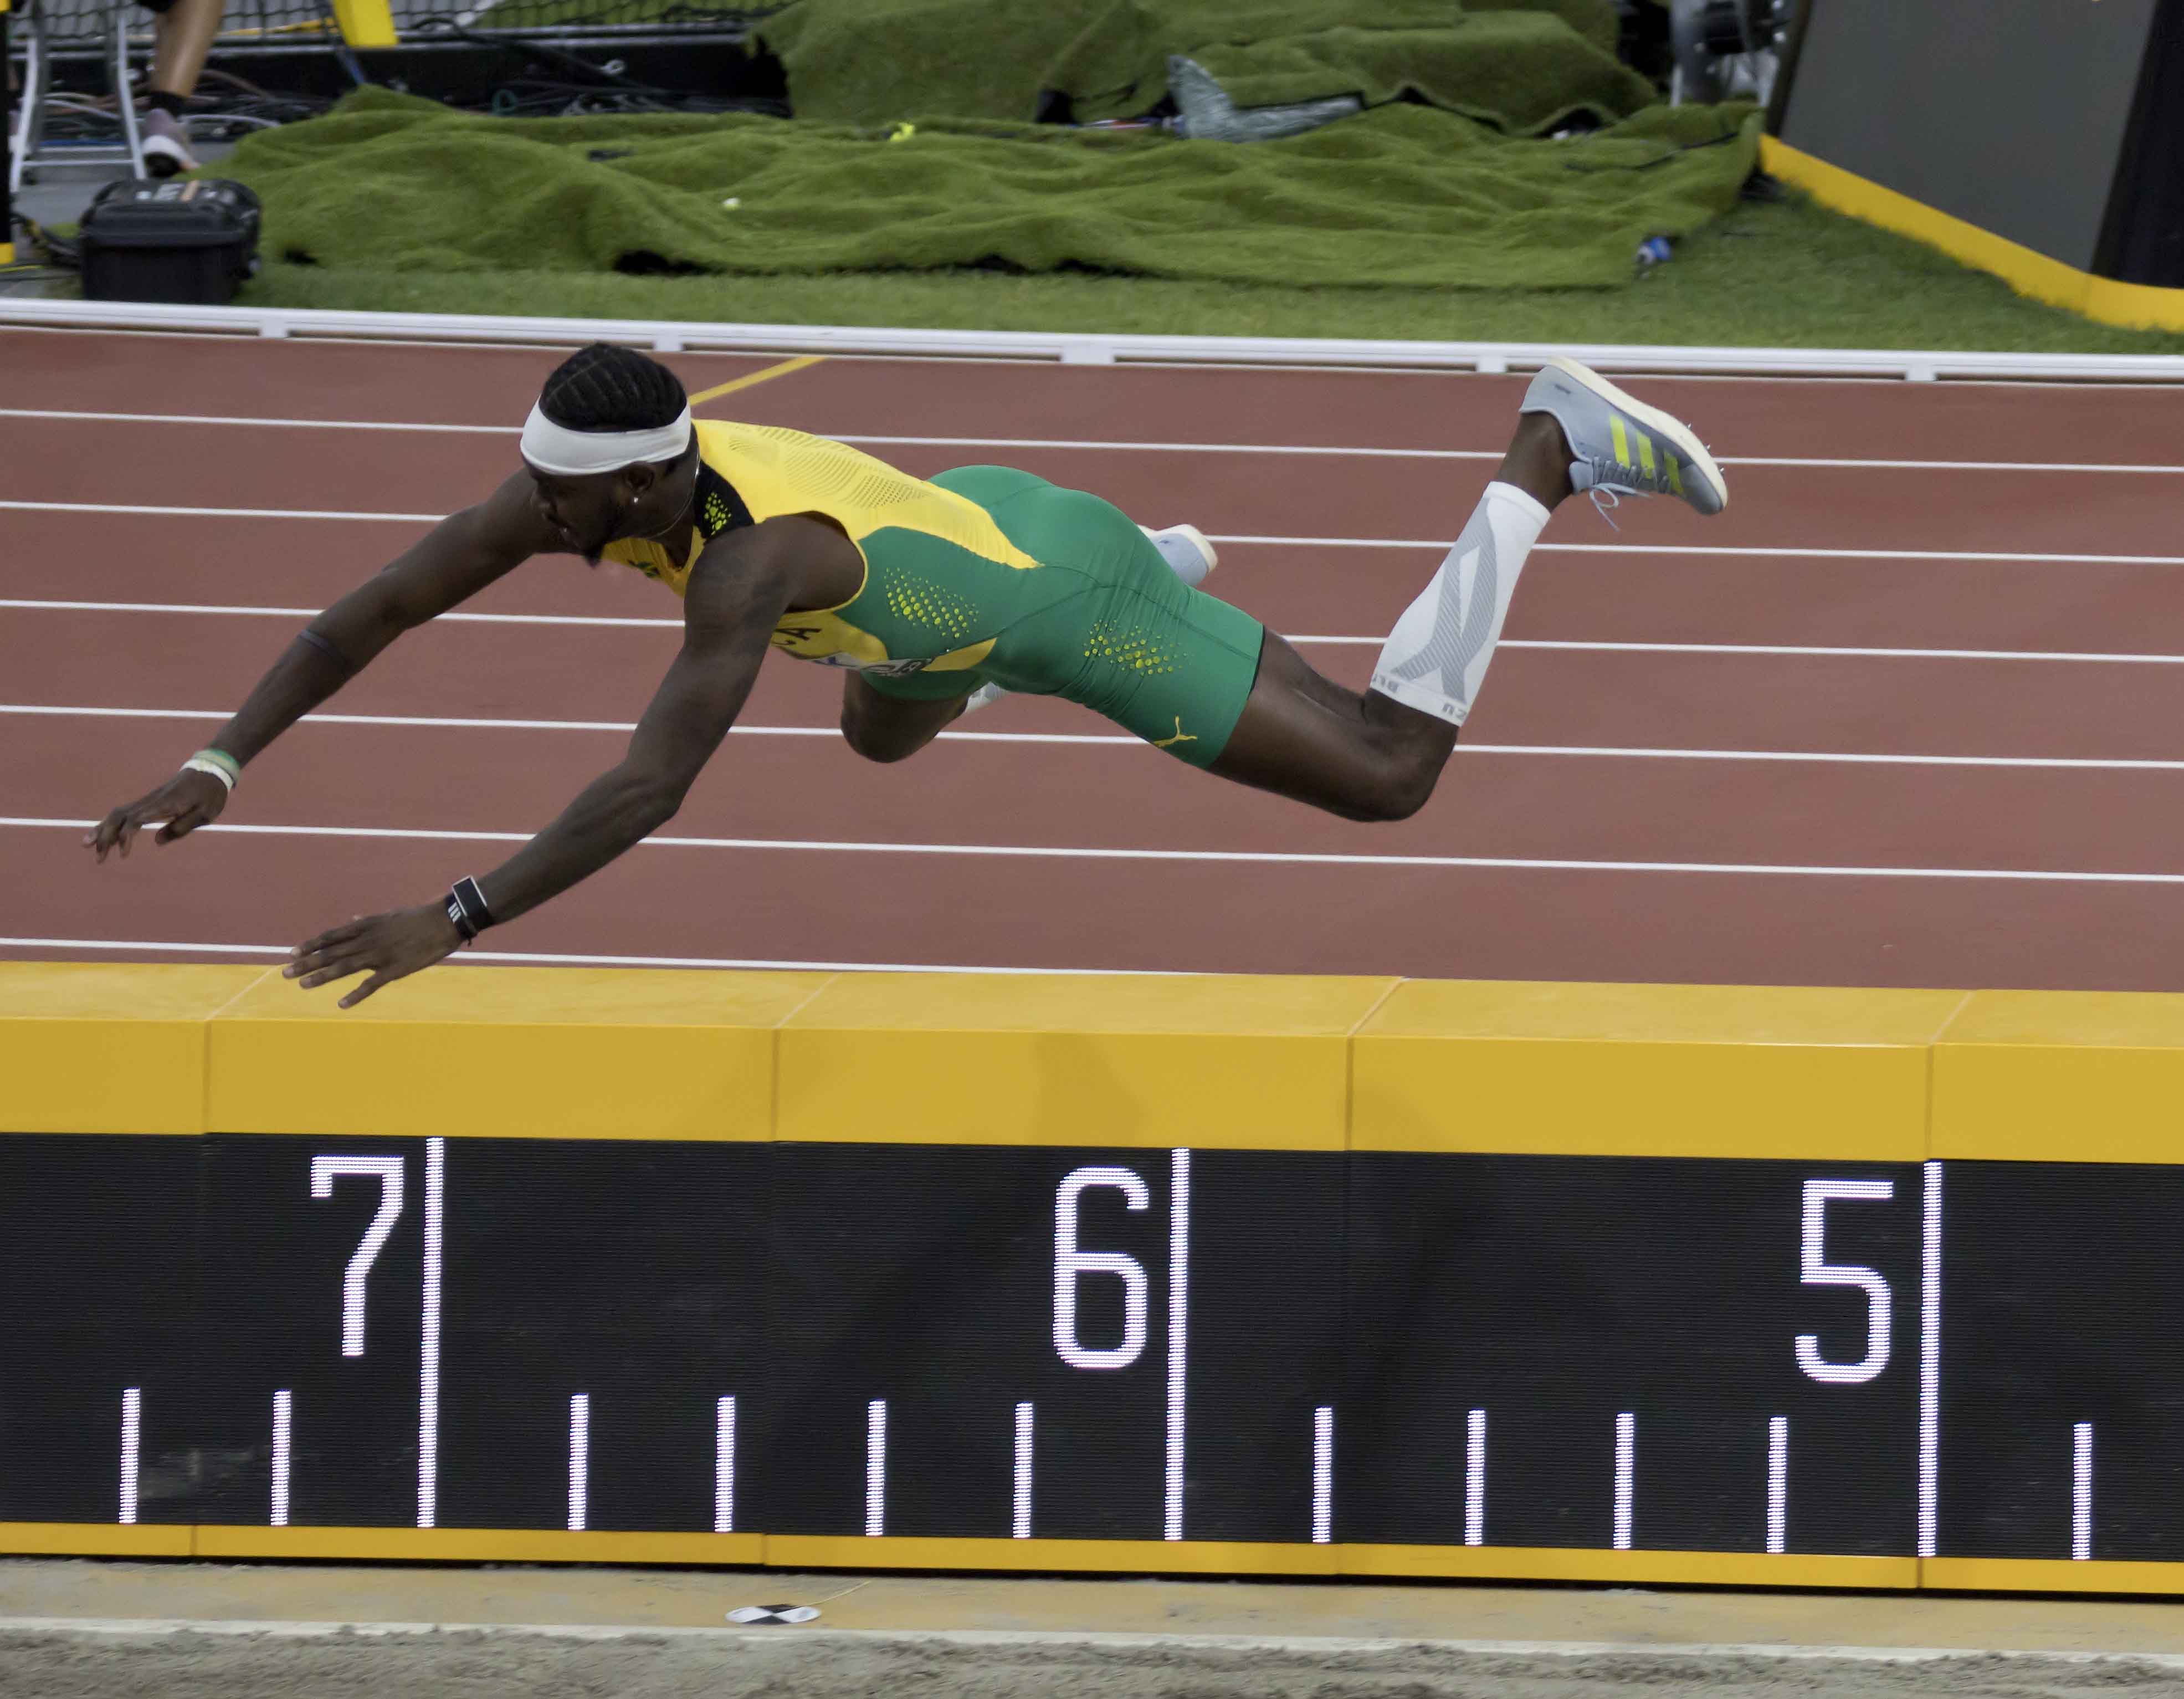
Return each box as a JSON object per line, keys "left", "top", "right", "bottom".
{"left": 220, "top": 92, "right": 1756, "bottom": 290}
{"left": 238, "top": 190, "right": 2184, "bottom": 355}
{"left": 754, "top": 0, "right": 1644, "bottom": 130}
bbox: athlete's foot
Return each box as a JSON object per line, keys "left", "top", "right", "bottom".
{"left": 1493, "top": 414, "right": 1576, "bottom": 510}
{"left": 1519, "top": 357, "right": 1728, "bottom": 516}
{"left": 1140, "top": 523, "right": 1218, "bottom": 587}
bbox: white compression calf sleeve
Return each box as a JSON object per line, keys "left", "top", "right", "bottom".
{"left": 1369, "top": 480, "right": 1551, "bottom": 726}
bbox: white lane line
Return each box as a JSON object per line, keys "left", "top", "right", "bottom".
{"left": 14, "top": 816, "right": 2184, "bottom": 884}
{"left": 12, "top": 704, "right": 2183, "bottom": 770}
{"left": 0, "top": 598, "right": 684, "bottom": 629}
{"left": 0, "top": 499, "right": 440, "bottom": 523}
{"left": 1221, "top": 535, "right": 2184, "bottom": 566}
{"left": 0, "top": 407, "right": 512, "bottom": 435}
{"left": 16, "top": 598, "right": 2184, "bottom": 668}
{"left": 1469, "top": 745, "right": 2184, "bottom": 772}
{"left": 0, "top": 937, "right": 1188, "bottom": 975}
{"left": 0, "top": 1618, "right": 2179, "bottom": 1667}
{"left": 1503, "top": 640, "right": 2184, "bottom": 663}
{"left": 0, "top": 703, "right": 1128, "bottom": 744}
{"left": 840, "top": 439, "right": 2184, "bottom": 476}
{"left": 18, "top": 599, "right": 2184, "bottom": 667}
{"left": 7, "top": 407, "right": 2183, "bottom": 475}
{"left": 4, "top": 499, "right": 2181, "bottom": 566}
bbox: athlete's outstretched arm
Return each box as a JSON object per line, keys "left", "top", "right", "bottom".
{"left": 85, "top": 473, "right": 552, "bottom": 861}
{"left": 283, "top": 521, "right": 809, "bottom": 1007}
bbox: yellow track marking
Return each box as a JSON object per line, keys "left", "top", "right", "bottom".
{"left": 688, "top": 356, "right": 826, "bottom": 407}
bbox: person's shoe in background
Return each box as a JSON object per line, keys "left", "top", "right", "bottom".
{"left": 139, "top": 108, "right": 200, "bottom": 177}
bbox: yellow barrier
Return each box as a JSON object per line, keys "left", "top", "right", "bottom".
{"left": 4, "top": 960, "right": 2182, "bottom": 1590}
{"left": 1760, "top": 136, "right": 2184, "bottom": 334}
{"left": 328, "top": 0, "right": 396, "bottom": 50}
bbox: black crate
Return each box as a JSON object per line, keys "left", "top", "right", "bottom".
{"left": 79, "top": 179, "right": 263, "bottom": 305}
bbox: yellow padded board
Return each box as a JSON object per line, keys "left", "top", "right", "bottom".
{"left": 778, "top": 973, "right": 1399, "bottom": 1149}
{"left": 1930, "top": 990, "right": 2184, "bottom": 1163}
{"left": 767, "top": 1534, "right": 1340, "bottom": 1577}
{"left": 1341, "top": 1543, "right": 1915, "bottom": 1590}
{"left": 0, "top": 1521, "right": 192, "bottom": 1557}
{"left": 196, "top": 1526, "right": 763, "bottom": 1565}
{"left": 1921, "top": 1557, "right": 2184, "bottom": 1595}
{"left": 208, "top": 965, "right": 833, "bottom": 1139}
{"left": 1351, "top": 980, "right": 1966, "bottom": 1158}
{"left": 0, "top": 963, "right": 268, "bottom": 1134}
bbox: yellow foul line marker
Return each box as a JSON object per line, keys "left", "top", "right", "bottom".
{"left": 687, "top": 356, "right": 826, "bottom": 407}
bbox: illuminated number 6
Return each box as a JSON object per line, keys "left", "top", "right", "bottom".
{"left": 1053, "top": 1166, "right": 1150, "bottom": 1370}
{"left": 1795, "top": 1178, "right": 1894, "bottom": 1384}
{"left": 311, "top": 1155, "right": 406, "bottom": 1358}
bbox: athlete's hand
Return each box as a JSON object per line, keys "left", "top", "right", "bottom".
{"left": 86, "top": 769, "right": 231, "bottom": 862}
{"left": 285, "top": 902, "right": 463, "bottom": 1008}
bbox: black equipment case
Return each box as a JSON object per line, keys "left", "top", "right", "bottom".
{"left": 79, "top": 179, "right": 263, "bottom": 305}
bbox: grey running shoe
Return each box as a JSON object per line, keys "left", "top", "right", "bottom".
{"left": 1520, "top": 356, "right": 1727, "bottom": 516}
{"left": 139, "top": 109, "right": 200, "bottom": 178}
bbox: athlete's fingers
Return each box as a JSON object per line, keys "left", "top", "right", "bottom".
{"left": 286, "top": 939, "right": 369, "bottom": 982}
{"left": 155, "top": 805, "right": 206, "bottom": 845}
{"left": 87, "top": 807, "right": 133, "bottom": 862}
{"left": 114, "top": 807, "right": 153, "bottom": 859}
{"left": 291, "top": 917, "right": 375, "bottom": 963}
{"left": 288, "top": 915, "right": 399, "bottom": 984}
{"left": 293, "top": 945, "right": 383, "bottom": 989}
{"left": 289, "top": 946, "right": 369, "bottom": 986}
{"left": 339, "top": 970, "right": 396, "bottom": 1010}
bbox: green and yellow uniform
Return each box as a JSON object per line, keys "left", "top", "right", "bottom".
{"left": 601, "top": 421, "right": 1265, "bottom": 766}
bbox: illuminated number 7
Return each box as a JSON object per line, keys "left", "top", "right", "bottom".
{"left": 1795, "top": 1178, "right": 1895, "bottom": 1384}
{"left": 311, "top": 1155, "right": 406, "bottom": 1358}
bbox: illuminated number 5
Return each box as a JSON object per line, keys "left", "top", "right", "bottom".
{"left": 1795, "top": 1178, "right": 1894, "bottom": 1384}
{"left": 311, "top": 1155, "right": 406, "bottom": 1358}
{"left": 1053, "top": 1166, "right": 1149, "bottom": 1370}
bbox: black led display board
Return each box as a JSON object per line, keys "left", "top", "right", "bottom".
{"left": 0, "top": 1133, "right": 2171, "bottom": 1570}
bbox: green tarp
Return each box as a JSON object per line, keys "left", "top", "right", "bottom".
{"left": 755, "top": 0, "right": 1656, "bottom": 133}
{"left": 224, "top": 90, "right": 1759, "bottom": 290}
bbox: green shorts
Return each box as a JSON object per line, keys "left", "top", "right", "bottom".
{"left": 864, "top": 465, "right": 1265, "bottom": 767}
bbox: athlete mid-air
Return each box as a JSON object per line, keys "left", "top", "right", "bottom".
{"left": 86, "top": 344, "right": 1725, "bottom": 1004}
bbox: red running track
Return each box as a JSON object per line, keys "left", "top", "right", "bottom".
{"left": 6, "top": 326, "right": 2184, "bottom": 987}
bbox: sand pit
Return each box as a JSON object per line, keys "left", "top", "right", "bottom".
{"left": 4, "top": 1624, "right": 2182, "bottom": 1699}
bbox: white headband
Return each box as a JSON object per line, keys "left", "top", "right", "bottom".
{"left": 519, "top": 401, "right": 693, "bottom": 476}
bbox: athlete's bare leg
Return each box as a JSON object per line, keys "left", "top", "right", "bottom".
{"left": 840, "top": 363, "right": 1720, "bottom": 798}
{"left": 839, "top": 675, "right": 967, "bottom": 763}
{"left": 1207, "top": 414, "right": 1571, "bottom": 822}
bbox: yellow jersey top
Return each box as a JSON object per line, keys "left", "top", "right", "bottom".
{"left": 599, "top": 419, "right": 1045, "bottom": 676}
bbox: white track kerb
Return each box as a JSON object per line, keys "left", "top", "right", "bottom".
{"left": 4, "top": 299, "right": 2184, "bottom": 383}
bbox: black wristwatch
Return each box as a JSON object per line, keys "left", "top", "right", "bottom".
{"left": 445, "top": 876, "right": 495, "bottom": 944}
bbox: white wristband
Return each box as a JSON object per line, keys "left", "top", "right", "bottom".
{"left": 182, "top": 755, "right": 237, "bottom": 794}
